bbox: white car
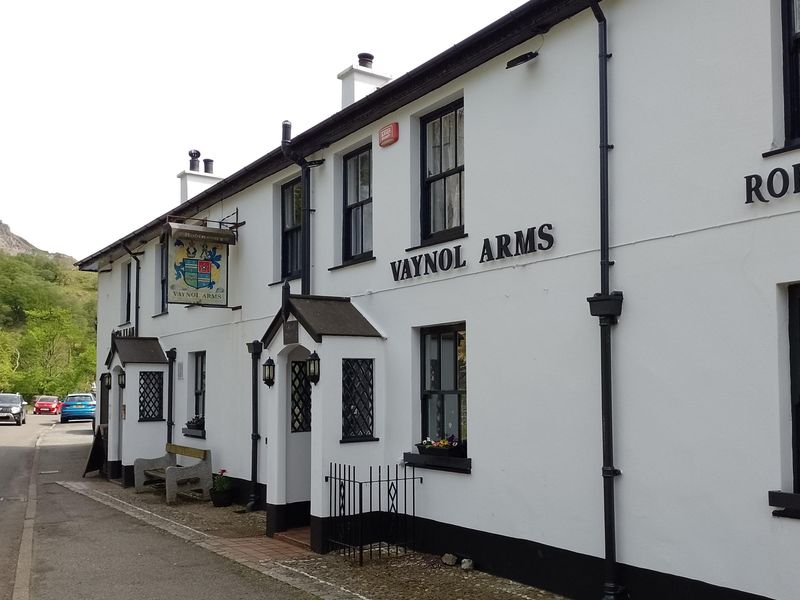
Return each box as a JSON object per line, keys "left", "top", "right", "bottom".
{"left": 0, "top": 393, "right": 27, "bottom": 426}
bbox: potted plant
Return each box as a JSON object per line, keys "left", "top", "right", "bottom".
{"left": 209, "top": 468, "right": 234, "bottom": 507}
{"left": 185, "top": 415, "right": 205, "bottom": 430}
{"left": 415, "top": 435, "right": 467, "bottom": 458}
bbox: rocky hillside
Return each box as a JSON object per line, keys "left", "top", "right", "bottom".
{"left": 0, "top": 220, "right": 75, "bottom": 263}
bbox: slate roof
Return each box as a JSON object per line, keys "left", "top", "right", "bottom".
{"left": 262, "top": 295, "right": 382, "bottom": 346}
{"left": 105, "top": 336, "right": 168, "bottom": 367}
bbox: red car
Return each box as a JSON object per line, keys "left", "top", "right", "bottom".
{"left": 33, "top": 395, "right": 61, "bottom": 415}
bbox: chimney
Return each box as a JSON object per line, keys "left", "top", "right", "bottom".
{"left": 177, "top": 149, "right": 223, "bottom": 203}
{"left": 337, "top": 53, "right": 391, "bottom": 109}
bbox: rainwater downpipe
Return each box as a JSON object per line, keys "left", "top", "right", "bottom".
{"left": 121, "top": 244, "right": 141, "bottom": 336}
{"left": 246, "top": 340, "right": 263, "bottom": 511}
{"left": 281, "top": 121, "right": 324, "bottom": 295}
{"left": 586, "top": 3, "right": 626, "bottom": 599}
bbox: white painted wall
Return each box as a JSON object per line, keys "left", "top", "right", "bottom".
{"left": 90, "top": 2, "right": 800, "bottom": 597}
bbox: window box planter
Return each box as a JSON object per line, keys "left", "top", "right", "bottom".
{"left": 404, "top": 452, "right": 471, "bottom": 474}
{"left": 182, "top": 426, "right": 206, "bottom": 439}
{"left": 415, "top": 442, "right": 467, "bottom": 458}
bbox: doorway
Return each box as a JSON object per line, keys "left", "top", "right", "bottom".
{"left": 284, "top": 352, "right": 312, "bottom": 527}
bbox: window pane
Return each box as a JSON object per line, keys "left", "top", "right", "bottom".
{"left": 426, "top": 119, "right": 441, "bottom": 176}
{"left": 460, "top": 392, "right": 467, "bottom": 441}
{"left": 445, "top": 173, "right": 461, "bottom": 229}
{"left": 425, "top": 394, "right": 442, "bottom": 439}
{"left": 795, "top": 0, "right": 800, "bottom": 33}
{"left": 440, "top": 332, "right": 455, "bottom": 390}
{"left": 346, "top": 156, "right": 358, "bottom": 205}
{"left": 424, "top": 334, "right": 439, "bottom": 390}
{"left": 456, "top": 107, "right": 464, "bottom": 167}
{"left": 430, "top": 179, "right": 445, "bottom": 233}
{"left": 444, "top": 393, "right": 459, "bottom": 438}
{"left": 293, "top": 185, "right": 303, "bottom": 225}
{"left": 359, "top": 150, "right": 371, "bottom": 201}
{"left": 363, "top": 202, "right": 373, "bottom": 253}
{"left": 442, "top": 111, "right": 456, "bottom": 172}
{"left": 457, "top": 330, "right": 467, "bottom": 390}
{"left": 350, "top": 206, "right": 362, "bottom": 256}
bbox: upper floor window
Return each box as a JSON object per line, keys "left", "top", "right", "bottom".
{"left": 343, "top": 145, "right": 373, "bottom": 261}
{"left": 123, "top": 262, "right": 132, "bottom": 324}
{"left": 421, "top": 100, "right": 464, "bottom": 243}
{"left": 784, "top": 0, "right": 800, "bottom": 143}
{"left": 158, "top": 235, "right": 168, "bottom": 314}
{"left": 281, "top": 178, "right": 303, "bottom": 279}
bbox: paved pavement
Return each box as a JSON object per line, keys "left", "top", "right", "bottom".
{"left": 5, "top": 415, "right": 567, "bottom": 600}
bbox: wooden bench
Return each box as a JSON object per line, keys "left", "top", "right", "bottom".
{"left": 133, "top": 443, "right": 212, "bottom": 504}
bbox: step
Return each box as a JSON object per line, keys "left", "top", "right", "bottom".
{"left": 273, "top": 527, "right": 311, "bottom": 550}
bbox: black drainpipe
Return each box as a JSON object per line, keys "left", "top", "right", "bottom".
{"left": 245, "top": 340, "right": 263, "bottom": 511}
{"left": 585, "top": 3, "right": 626, "bottom": 599}
{"left": 281, "top": 121, "right": 324, "bottom": 295}
{"left": 166, "top": 348, "right": 176, "bottom": 444}
{"left": 121, "top": 244, "right": 141, "bottom": 336}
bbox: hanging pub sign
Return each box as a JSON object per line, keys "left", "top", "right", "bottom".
{"left": 167, "top": 222, "right": 235, "bottom": 306}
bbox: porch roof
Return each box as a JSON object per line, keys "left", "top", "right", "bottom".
{"left": 262, "top": 294, "right": 382, "bottom": 346}
{"left": 104, "top": 336, "right": 168, "bottom": 368}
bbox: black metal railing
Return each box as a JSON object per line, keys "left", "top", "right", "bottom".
{"left": 325, "top": 462, "right": 423, "bottom": 565}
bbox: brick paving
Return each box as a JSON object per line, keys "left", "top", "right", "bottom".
{"left": 59, "top": 479, "right": 568, "bottom": 600}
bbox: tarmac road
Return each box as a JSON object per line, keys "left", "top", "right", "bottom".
{"left": 0, "top": 412, "right": 50, "bottom": 600}
{"left": 2, "top": 414, "right": 313, "bottom": 600}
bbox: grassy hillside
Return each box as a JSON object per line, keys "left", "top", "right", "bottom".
{"left": 0, "top": 252, "right": 97, "bottom": 398}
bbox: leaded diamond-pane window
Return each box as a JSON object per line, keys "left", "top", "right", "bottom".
{"left": 342, "top": 359, "right": 374, "bottom": 440}
{"left": 139, "top": 371, "right": 163, "bottom": 422}
{"left": 291, "top": 361, "right": 311, "bottom": 433}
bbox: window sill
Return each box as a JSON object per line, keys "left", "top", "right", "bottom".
{"left": 763, "top": 142, "right": 800, "bottom": 158}
{"left": 139, "top": 418, "right": 165, "bottom": 423}
{"left": 340, "top": 436, "right": 380, "bottom": 444}
{"left": 405, "top": 228, "right": 467, "bottom": 253}
{"left": 768, "top": 490, "right": 800, "bottom": 519}
{"left": 151, "top": 311, "right": 168, "bottom": 318}
{"left": 329, "top": 254, "right": 376, "bottom": 271}
{"left": 182, "top": 427, "right": 206, "bottom": 439}
{"left": 268, "top": 275, "right": 301, "bottom": 287}
{"left": 403, "top": 451, "right": 471, "bottom": 474}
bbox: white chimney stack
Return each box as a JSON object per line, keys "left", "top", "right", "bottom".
{"left": 177, "top": 149, "right": 223, "bottom": 203}
{"left": 337, "top": 53, "right": 391, "bottom": 109}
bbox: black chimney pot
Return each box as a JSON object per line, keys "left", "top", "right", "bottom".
{"left": 203, "top": 158, "right": 214, "bottom": 174}
{"left": 189, "top": 149, "right": 200, "bottom": 172}
{"left": 358, "top": 53, "right": 374, "bottom": 68}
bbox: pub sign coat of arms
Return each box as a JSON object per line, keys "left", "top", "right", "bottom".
{"left": 167, "top": 223, "right": 234, "bottom": 306}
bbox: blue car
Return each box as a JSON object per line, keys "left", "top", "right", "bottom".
{"left": 60, "top": 393, "right": 96, "bottom": 423}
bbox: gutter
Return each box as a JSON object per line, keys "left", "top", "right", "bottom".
{"left": 585, "top": 3, "right": 625, "bottom": 599}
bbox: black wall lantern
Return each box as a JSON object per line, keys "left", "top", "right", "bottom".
{"left": 101, "top": 373, "right": 112, "bottom": 390}
{"left": 117, "top": 371, "right": 126, "bottom": 389}
{"left": 262, "top": 357, "right": 275, "bottom": 387}
{"left": 306, "top": 351, "right": 320, "bottom": 385}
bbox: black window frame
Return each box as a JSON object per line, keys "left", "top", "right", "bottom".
{"left": 420, "top": 99, "right": 465, "bottom": 245}
{"left": 281, "top": 178, "right": 303, "bottom": 280}
{"left": 788, "top": 285, "right": 800, "bottom": 492}
{"left": 420, "top": 323, "right": 467, "bottom": 447}
{"left": 193, "top": 351, "right": 206, "bottom": 419}
{"left": 159, "top": 234, "right": 169, "bottom": 314}
{"left": 124, "top": 262, "right": 132, "bottom": 324}
{"left": 342, "top": 145, "right": 373, "bottom": 262}
{"left": 784, "top": 0, "right": 800, "bottom": 145}
{"left": 341, "top": 358, "right": 376, "bottom": 442}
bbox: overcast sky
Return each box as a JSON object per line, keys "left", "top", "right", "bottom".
{"left": 0, "top": 1, "right": 526, "bottom": 261}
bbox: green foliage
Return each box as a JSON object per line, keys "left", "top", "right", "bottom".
{"left": 0, "top": 252, "right": 96, "bottom": 397}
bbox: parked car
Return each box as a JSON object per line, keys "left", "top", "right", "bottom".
{"left": 0, "top": 393, "right": 27, "bottom": 426}
{"left": 60, "top": 393, "right": 96, "bottom": 423}
{"left": 33, "top": 395, "right": 61, "bottom": 415}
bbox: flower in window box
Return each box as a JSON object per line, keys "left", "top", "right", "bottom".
{"left": 185, "top": 415, "right": 205, "bottom": 430}
{"left": 415, "top": 435, "right": 467, "bottom": 457}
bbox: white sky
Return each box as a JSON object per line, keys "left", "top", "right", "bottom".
{"left": 0, "top": 0, "right": 526, "bottom": 261}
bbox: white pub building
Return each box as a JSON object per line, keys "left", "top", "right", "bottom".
{"left": 78, "top": 1, "right": 800, "bottom": 598}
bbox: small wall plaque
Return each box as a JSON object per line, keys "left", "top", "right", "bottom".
{"left": 284, "top": 320, "right": 299, "bottom": 344}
